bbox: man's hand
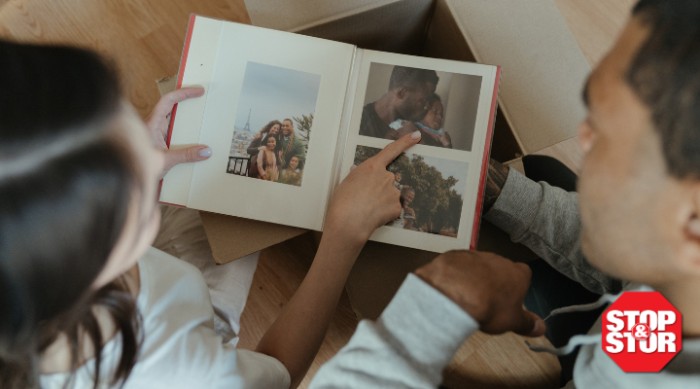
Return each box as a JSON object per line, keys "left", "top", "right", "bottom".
{"left": 146, "top": 86, "right": 211, "bottom": 178}
{"left": 415, "top": 251, "right": 545, "bottom": 337}
{"left": 325, "top": 131, "right": 421, "bottom": 245}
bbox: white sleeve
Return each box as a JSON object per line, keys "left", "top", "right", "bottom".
{"left": 126, "top": 323, "right": 290, "bottom": 389}
{"left": 309, "top": 274, "right": 478, "bottom": 388}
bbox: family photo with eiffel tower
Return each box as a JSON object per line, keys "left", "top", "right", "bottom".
{"left": 226, "top": 61, "right": 319, "bottom": 187}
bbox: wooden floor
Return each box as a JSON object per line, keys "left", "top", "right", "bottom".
{"left": 0, "top": 0, "right": 632, "bottom": 387}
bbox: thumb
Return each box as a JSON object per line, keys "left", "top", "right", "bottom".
{"left": 514, "top": 309, "right": 546, "bottom": 338}
{"left": 164, "top": 145, "right": 212, "bottom": 172}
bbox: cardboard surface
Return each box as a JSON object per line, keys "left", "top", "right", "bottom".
{"left": 443, "top": 0, "right": 590, "bottom": 154}
{"left": 245, "top": 0, "right": 400, "bottom": 32}
{"left": 200, "top": 212, "right": 305, "bottom": 264}
{"left": 296, "top": 0, "right": 433, "bottom": 54}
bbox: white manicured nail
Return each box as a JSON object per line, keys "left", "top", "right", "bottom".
{"left": 198, "top": 147, "right": 212, "bottom": 158}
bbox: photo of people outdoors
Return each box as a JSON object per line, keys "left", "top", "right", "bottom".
{"left": 353, "top": 145, "right": 468, "bottom": 236}
{"left": 227, "top": 62, "right": 320, "bottom": 187}
{"left": 359, "top": 63, "right": 483, "bottom": 152}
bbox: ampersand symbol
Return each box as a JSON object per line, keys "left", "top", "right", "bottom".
{"left": 634, "top": 323, "right": 649, "bottom": 340}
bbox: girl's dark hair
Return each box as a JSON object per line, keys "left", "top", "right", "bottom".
{"left": 629, "top": 0, "right": 700, "bottom": 178}
{"left": 0, "top": 40, "right": 141, "bottom": 387}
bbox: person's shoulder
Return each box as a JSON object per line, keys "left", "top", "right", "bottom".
{"left": 140, "top": 247, "right": 198, "bottom": 274}
{"left": 137, "top": 247, "right": 210, "bottom": 309}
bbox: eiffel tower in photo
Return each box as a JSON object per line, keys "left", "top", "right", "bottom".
{"left": 243, "top": 108, "right": 251, "bottom": 132}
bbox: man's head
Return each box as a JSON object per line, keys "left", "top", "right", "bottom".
{"left": 282, "top": 118, "right": 294, "bottom": 137}
{"left": 577, "top": 1, "right": 700, "bottom": 287}
{"left": 389, "top": 66, "right": 439, "bottom": 121}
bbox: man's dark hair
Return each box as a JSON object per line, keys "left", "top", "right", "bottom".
{"left": 388, "top": 66, "right": 439, "bottom": 90}
{"left": 629, "top": 0, "right": 700, "bottom": 178}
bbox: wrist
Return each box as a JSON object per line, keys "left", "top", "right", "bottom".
{"left": 483, "top": 159, "right": 509, "bottom": 213}
{"left": 322, "top": 220, "right": 368, "bottom": 250}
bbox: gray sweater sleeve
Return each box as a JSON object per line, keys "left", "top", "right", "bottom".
{"left": 309, "top": 274, "right": 478, "bottom": 388}
{"left": 485, "top": 168, "right": 621, "bottom": 295}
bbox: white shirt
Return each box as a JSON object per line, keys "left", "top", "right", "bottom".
{"left": 41, "top": 248, "right": 290, "bottom": 389}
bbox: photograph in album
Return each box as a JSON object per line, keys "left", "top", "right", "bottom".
{"left": 227, "top": 62, "right": 320, "bottom": 186}
{"left": 352, "top": 145, "right": 468, "bottom": 237}
{"left": 359, "top": 63, "right": 483, "bottom": 152}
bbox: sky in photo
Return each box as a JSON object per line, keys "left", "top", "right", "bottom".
{"left": 415, "top": 154, "right": 468, "bottom": 196}
{"left": 235, "top": 62, "right": 321, "bottom": 132}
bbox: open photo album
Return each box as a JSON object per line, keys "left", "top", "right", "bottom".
{"left": 161, "top": 15, "right": 501, "bottom": 252}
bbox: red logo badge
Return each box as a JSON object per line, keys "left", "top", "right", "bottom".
{"left": 601, "top": 291, "right": 682, "bottom": 372}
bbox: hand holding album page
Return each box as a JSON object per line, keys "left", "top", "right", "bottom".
{"left": 161, "top": 15, "right": 501, "bottom": 252}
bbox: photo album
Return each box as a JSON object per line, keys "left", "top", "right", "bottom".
{"left": 161, "top": 15, "right": 501, "bottom": 252}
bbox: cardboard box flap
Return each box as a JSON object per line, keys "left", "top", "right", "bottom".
{"left": 246, "top": 0, "right": 399, "bottom": 32}
{"left": 296, "top": 0, "right": 433, "bottom": 54}
{"left": 443, "top": 0, "right": 590, "bottom": 154}
{"left": 201, "top": 212, "right": 305, "bottom": 263}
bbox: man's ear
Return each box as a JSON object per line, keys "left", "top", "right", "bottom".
{"left": 395, "top": 87, "right": 407, "bottom": 99}
{"left": 680, "top": 186, "right": 700, "bottom": 275}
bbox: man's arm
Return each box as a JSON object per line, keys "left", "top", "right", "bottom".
{"left": 484, "top": 159, "right": 621, "bottom": 294}
{"left": 310, "top": 251, "right": 544, "bottom": 388}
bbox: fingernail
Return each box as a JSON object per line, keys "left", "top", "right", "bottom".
{"left": 198, "top": 147, "right": 212, "bottom": 158}
{"left": 411, "top": 130, "right": 421, "bottom": 140}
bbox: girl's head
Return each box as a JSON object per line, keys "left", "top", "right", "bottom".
{"left": 0, "top": 40, "right": 158, "bottom": 385}
{"left": 266, "top": 135, "right": 277, "bottom": 150}
{"left": 288, "top": 156, "right": 299, "bottom": 170}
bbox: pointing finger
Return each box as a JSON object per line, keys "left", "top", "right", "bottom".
{"left": 371, "top": 131, "right": 422, "bottom": 167}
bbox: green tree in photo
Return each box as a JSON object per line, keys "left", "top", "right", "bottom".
{"left": 353, "top": 146, "right": 464, "bottom": 234}
{"left": 293, "top": 113, "right": 314, "bottom": 152}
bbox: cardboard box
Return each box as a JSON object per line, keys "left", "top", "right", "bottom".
{"left": 202, "top": 0, "right": 592, "bottom": 318}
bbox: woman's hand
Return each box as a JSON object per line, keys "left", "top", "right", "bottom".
{"left": 325, "top": 131, "right": 421, "bottom": 246}
{"left": 146, "top": 86, "right": 211, "bottom": 178}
